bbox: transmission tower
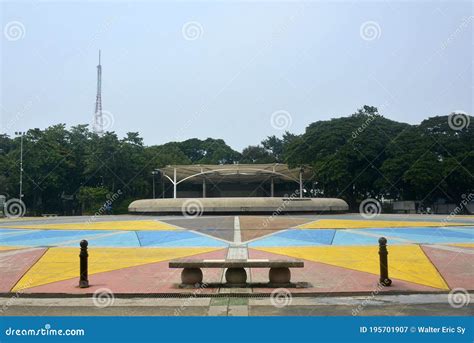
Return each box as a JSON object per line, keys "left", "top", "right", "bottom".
{"left": 93, "top": 50, "right": 103, "bottom": 135}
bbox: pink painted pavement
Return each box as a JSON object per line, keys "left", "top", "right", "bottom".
{"left": 6, "top": 246, "right": 469, "bottom": 295}
{"left": 421, "top": 245, "right": 474, "bottom": 290}
{"left": 0, "top": 248, "right": 47, "bottom": 292}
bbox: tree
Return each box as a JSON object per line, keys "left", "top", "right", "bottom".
{"left": 285, "top": 106, "right": 409, "bottom": 207}
{"left": 240, "top": 145, "right": 275, "bottom": 164}
{"left": 381, "top": 115, "right": 474, "bottom": 204}
{"left": 77, "top": 186, "right": 110, "bottom": 214}
{"left": 0, "top": 107, "right": 471, "bottom": 215}
{"left": 177, "top": 138, "right": 240, "bottom": 164}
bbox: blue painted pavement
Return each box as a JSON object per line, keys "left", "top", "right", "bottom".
{"left": 249, "top": 229, "right": 335, "bottom": 247}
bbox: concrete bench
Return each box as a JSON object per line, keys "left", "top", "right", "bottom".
{"left": 169, "top": 259, "right": 304, "bottom": 285}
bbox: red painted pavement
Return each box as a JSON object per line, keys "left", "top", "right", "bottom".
{"left": 0, "top": 248, "right": 47, "bottom": 292}
{"left": 421, "top": 245, "right": 474, "bottom": 290}
{"left": 11, "top": 247, "right": 458, "bottom": 294}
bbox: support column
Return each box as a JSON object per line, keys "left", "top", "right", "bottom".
{"left": 270, "top": 177, "right": 274, "bottom": 197}
{"left": 203, "top": 178, "right": 206, "bottom": 198}
{"left": 173, "top": 168, "right": 177, "bottom": 199}
{"left": 162, "top": 172, "right": 166, "bottom": 198}
{"left": 299, "top": 168, "right": 303, "bottom": 199}
{"left": 162, "top": 178, "right": 165, "bottom": 198}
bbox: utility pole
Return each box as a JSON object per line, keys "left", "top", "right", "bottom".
{"left": 15, "top": 132, "right": 25, "bottom": 200}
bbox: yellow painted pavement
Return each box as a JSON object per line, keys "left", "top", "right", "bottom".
{"left": 0, "top": 217, "right": 49, "bottom": 222}
{"left": 0, "top": 246, "right": 20, "bottom": 251}
{"left": 296, "top": 219, "right": 471, "bottom": 229}
{"left": 12, "top": 247, "right": 220, "bottom": 291}
{"left": 2, "top": 220, "right": 180, "bottom": 231}
{"left": 449, "top": 243, "right": 474, "bottom": 248}
{"left": 255, "top": 245, "right": 449, "bottom": 290}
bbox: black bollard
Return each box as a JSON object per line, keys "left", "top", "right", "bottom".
{"left": 79, "top": 240, "right": 89, "bottom": 288}
{"left": 378, "top": 237, "right": 392, "bottom": 286}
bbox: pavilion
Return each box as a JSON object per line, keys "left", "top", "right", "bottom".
{"left": 128, "top": 163, "right": 348, "bottom": 214}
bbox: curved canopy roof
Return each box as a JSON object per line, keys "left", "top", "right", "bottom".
{"left": 159, "top": 164, "right": 313, "bottom": 184}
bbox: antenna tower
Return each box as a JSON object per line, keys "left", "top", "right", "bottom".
{"left": 94, "top": 50, "right": 103, "bottom": 135}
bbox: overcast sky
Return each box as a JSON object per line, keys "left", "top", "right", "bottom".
{"left": 1, "top": 1, "right": 472, "bottom": 150}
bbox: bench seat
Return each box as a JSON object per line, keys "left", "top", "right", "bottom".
{"left": 169, "top": 258, "right": 304, "bottom": 285}
{"left": 169, "top": 259, "right": 303, "bottom": 268}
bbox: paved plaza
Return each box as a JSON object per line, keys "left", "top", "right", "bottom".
{"left": 0, "top": 214, "right": 472, "bottom": 298}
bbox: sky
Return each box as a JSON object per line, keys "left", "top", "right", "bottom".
{"left": 1, "top": 0, "right": 472, "bottom": 151}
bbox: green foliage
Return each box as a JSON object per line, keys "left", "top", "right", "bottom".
{"left": 0, "top": 126, "right": 242, "bottom": 214}
{"left": 285, "top": 106, "right": 473, "bottom": 208}
{"left": 379, "top": 115, "right": 474, "bottom": 204}
{"left": 261, "top": 132, "right": 297, "bottom": 162}
{"left": 77, "top": 186, "right": 110, "bottom": 214}
{"left": 177, "top": 138, "right": 240, "bottom": 164}
{"left": 240, "top": 145, "right": 275, "bottom": 164}
{"left": 0, "top": 106, "right": 471, "bottom": 214}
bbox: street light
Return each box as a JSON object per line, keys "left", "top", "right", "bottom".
{"left": 14, "top": 132, "right": 25, "bottom": 200}
{"left": 151, "top": 170, "right": 160, "bottom": 199}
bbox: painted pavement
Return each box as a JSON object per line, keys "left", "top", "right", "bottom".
{"left": 0, "top": 214, "right": 472, "bottom": 294}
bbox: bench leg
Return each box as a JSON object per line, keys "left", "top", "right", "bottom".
{"left": 269, "top": 267, "right": 291, "bottom": 284}
{"left": 225, "top": 268, "right": 247, "bottom": 285}
{"left": 181, "top": 268, "right": 203, "bottom": 285}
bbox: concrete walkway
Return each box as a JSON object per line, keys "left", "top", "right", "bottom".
{"left": 0, "top": 294, "right": 472, "bottom": 316}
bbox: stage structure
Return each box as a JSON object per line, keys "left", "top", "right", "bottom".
{"left": 129, "top": 164, "right": 348, "bottom": 214}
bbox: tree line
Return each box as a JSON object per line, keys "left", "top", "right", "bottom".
{"left": 0, "top": 105, "right": 472, "bottom": 214}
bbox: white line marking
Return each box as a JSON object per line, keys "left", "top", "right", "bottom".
{"left": 0, "top": 229, "right": 33, "bottom": 237}
{"left": 427, "top": 244, "right": 474, "bottom": 254}
{"left": 233, "top": 216, "right": 241, "bottom": 244}
{"left": 345, "top": 229, "right": 413, "bottom": 243}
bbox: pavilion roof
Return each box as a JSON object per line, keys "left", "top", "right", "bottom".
{"left": 158, "top": 163, "right": 313, "bottom": 184}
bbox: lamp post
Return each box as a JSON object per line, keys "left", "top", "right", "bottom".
{"left": 15, "top": 132, "right": 25, "bottom": 200}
